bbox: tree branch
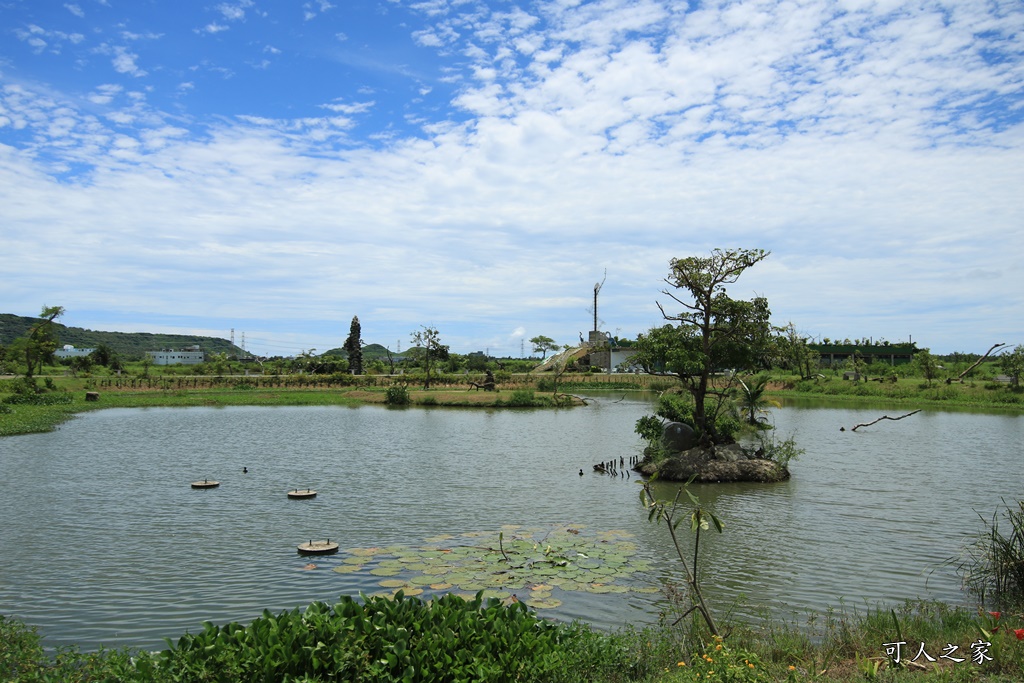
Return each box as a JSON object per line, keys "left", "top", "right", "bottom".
{"left": 849, "top": 410, "right": 922, "bottom": 432}
{"left": 954, "top": 343, "right": 1006, "bottom": 382}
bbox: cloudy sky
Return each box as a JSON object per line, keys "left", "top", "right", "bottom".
{"left": 2, "top": 0, "right": 1021, "bottom": 357}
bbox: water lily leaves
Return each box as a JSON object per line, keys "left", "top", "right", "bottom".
{"left": 409, "top": 575, "right": 446, "bottom": 586}
{"left": 335, "top": 526, "right": 656, "bottom": 608}
{"left": 369, "top": 567, "right": 401, "bottom": 577}
{"left": 525, "top": 596, "right": 562, "bottom": 609}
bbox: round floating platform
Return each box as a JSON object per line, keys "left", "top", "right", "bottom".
{"left": 191, "top": 479, "right": 220, "bottom": 489}
{"left": 288, "top": 488, "right": 317, "bottom": 499}
{"left": 297, "top": 540, "right": 339, "bottom": 555}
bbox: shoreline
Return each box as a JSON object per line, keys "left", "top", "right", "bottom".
{"left": 2, "top": 373, "right": 1021, "bottom": 438}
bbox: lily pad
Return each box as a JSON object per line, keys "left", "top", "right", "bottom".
{"left": 525, "top": 597, "right": 563, "bottom": 609}
{"left": 369, "top": 567, "right": 402, "bottom": 577}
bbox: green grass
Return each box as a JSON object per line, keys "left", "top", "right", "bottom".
{"left": 775, "top": 375, "right": 1024, "bottom": 410}
{"left": 4, "top": 598, "right": 1023, "bottom": 682}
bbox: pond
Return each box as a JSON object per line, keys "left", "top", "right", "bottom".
{"left": 0, "top": 396, "right": 1020, "bottom": 652}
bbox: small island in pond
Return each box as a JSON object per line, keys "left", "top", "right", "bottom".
{"left": 634, "top": 421, "right": 790, "bottom": 484}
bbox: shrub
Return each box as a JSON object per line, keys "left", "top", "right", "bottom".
{"left": 656, "top": 393, "right": 695, "bottom": 426}
{"left": 634, "top": 414, "right": 663, "bottom": 445}
{"left": 141, "top": 592, "right": 620, "bottom": 682}
{"left": 417, "top": 395, "right": 438, "bottom": 406}
{"left": 758, "top": 433, "right": 804, "bottom": 469}
{"left": 384, "top": 385, "right": 411, "bottom": 405}
{"left": 714, "top": 410, "right": 742, "bottom": 442}
{"left": 2, "top": 392, "right": 73, "bottom": 406}
{"left": 506, "top": 389, "right": 537, "bottom": 407}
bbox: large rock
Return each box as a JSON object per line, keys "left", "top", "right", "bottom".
{"left": 661, "top": 421, "right": 696, "bottom": 452}
{"left": 636, "top": 444, "right": 789, "bottom": 483}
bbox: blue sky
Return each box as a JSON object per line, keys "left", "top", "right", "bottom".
{"left": 2, "top": 0, "right": 1022, "bottom": 357}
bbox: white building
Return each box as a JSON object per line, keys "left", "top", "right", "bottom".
{"left": 147, "top": 345, "right": 205, "bottom": 365}
{"left": 54, "top": 344, "right": 95, "bottom": 359}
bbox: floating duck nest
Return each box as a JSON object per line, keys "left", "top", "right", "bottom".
{"left": 298, "top": 540, "right": 339, "bottom": 555}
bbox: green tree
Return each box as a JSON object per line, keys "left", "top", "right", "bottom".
{"left": 410, "top": 326, "right": 445, "bottom": 389}
{"left": 67, "top": 355, "right": 93, "bottom": 377}
{"left": 645, "top": 249, "right": 772, "bottom": 442}
{"left": 914, "top": 348, "right": 940, "bottom": 386}
{"left": 735, "top": 374, "right": 779, "bottom": 426}
{"left": 89, "top": 344, "right": 114, "bottom": 367}
{"left": 14, "top": 305, "right": 65, "bottom": 377}
{"left": 529, "top": 335, "right": 559, "bottom": 360}
{"left": 776, "top": 322, "right": 820, "bottom": 379}
{"left": 344, "top": 316, "right": 364, "bottom": 375}
{"left": 1000, "top": 344, "right": 1024, "bottom": 387}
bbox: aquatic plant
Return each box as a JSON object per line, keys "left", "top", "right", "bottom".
{"left": 953, "top": 499, "right": 1024, "bottom": 611}
{"left": 333, "top": 526, "right": 656, "bottom": 608}
{"left": 640, "top": 477, "right": 724, "bottom": 638}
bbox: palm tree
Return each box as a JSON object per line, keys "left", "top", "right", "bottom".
{"left": 736, "top": 374, "right": 779, "bottom": 425}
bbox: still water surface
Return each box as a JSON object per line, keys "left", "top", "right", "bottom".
{"left": 0, "top": 396, "right": 1020, "bottom": 651}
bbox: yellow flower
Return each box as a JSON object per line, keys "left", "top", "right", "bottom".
{"left": 677, "top": 661, "right": 686, "bottom": 667}
{"left": 788, "top": 665, "right": 796, "bottom": 671}
{"left": 715, "top": 644, "right": 722, "bottom": 651}
{"left": 748, "top": 662, "right": 755, "bottom": 669}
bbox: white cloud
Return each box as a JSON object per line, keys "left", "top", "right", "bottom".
{"left": 65, "top": 4, "right": 85, "bottom": 18}
{"left": 88, "top": 83, "right": 122, "bottom": 105}
{"left": 0, "top": 0, "right": 1021, "bottom": 356}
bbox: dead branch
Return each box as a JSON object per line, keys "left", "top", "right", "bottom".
{"left": 950, "top": 342, "right": 1006, "bottom": 383}
{"left": 849, "top": 409, "right": 922, "bottom": 432}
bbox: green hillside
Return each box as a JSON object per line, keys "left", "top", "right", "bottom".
{"left": 321, "top": 343, "right": 398, "bottom": 360}
{"left": 0, "top": 313, "right": 242, "bottom": 360}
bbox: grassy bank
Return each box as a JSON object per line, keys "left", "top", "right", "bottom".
{"left": 2, "top": 369, "right": 1021, "bottom": 439}
{"left": 4, "top": 597, "right": 1023, "bottom": 682}
{"left": 0, "top": 376, "right": 586, "bottom": 437}
{"left": 769, "top": 375, "right": 1024, "bottom": 410}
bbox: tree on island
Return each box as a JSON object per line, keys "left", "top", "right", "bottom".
{"left": 344, "top": 316, "right": 363, "bottom": 375}
{"left": 634, "top": 249, "right": 772, "bottom": 443}
{"left": 529, "top": 335, "right": 559, "bottom": 360}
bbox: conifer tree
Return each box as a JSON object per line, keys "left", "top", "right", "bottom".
{"left": 344, "top": 316, "right": 363, "bottom": 375}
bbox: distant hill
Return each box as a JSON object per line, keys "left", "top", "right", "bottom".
{"left": 321, "top": 343, "right": 400, "bottom": 360}
{"left": 0, "top": 313, "right": 242, "bottom": 360}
